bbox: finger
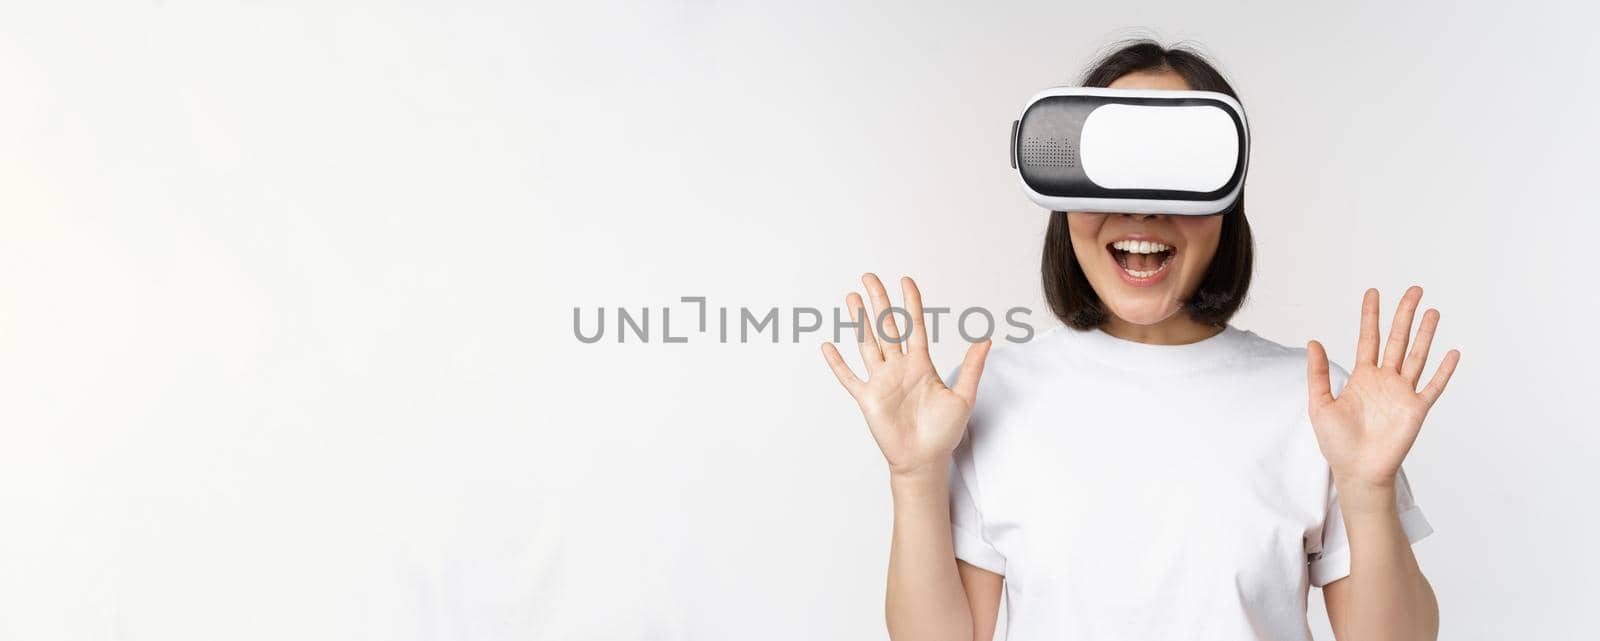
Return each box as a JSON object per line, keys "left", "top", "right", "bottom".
{"left": 1381, "top": 286, "right": 1423, "bottom": 370}
{"left": 1306, "top": 339, "right": 1335, "bottom": 406}
{"left": 1356, "top": 288, "right": 1381, "bottom": 366}
{"left": 1418, "top": 349, "right": 1461, "bottom": 406}
{"left": 951, "top": 339, "right": 993, "bottom": 404}
{"left": 862, "top": 273, "right": 904, "bottom": 358}
{"left": 820, "top": 342, "right": 864, "bottom": 395}
{"left": 901, "top": 276, "right": 929, "bottom": 359}
{"left": 846, "top": 292, "right": 883, "bottom": 365}
{"left": 1402, "top": 308, "right": 1440, "bottom": 387}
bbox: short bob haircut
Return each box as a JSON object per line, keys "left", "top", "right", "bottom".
{"left": 1041, "top": 40, "right": 1254, "bottom": 330}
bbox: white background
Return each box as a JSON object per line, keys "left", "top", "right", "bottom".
{"left": 3, "top": 1, "right": 1596, "bottom": 639}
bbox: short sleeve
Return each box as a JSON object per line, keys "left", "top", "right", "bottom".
{"left": 1306, "top": 467, "right": 1434, "bottom": 587}
{"left": 944, "top": 365, "right": 1006, "bottom": 575}
{"left": 948, "top": 443, "right": 1006, "bottom": 575}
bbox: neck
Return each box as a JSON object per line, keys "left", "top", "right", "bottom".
{"left": 1102, "top": 313, "right": 1225, "bottom": 346}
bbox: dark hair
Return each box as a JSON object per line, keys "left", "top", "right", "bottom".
{"left": 1041, "top": 40, "right": 1254, "bottom": 329}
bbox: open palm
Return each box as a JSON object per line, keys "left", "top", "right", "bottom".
{"left": 1307, "top": 286, "right": 1461, "bottom": 490}
{"left": 821, "top": 274, "right": 991, "bottom": 478}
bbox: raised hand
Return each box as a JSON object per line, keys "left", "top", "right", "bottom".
{"left": 1306, "top": 286, "right": 1461, "bottom": 501}
{"left": 821, "top": 273, "right": 992, "bottom": 479}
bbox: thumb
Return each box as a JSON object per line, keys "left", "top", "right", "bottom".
{"left": 1306, "top": 339, "right": 1335, "bottom": 407}
{"left": 951, "top": 339, "right": 993, "bottom": 404}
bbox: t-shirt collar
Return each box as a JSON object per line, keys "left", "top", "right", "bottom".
{"left": 1066, "top": 323, "right": 1250, "bottom": 373}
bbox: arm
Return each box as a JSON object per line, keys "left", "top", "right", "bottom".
{"left": 1322, "top": 485, "right": 1439, "bottom": 640}
{"left": 885, "top": 466, "right": 1003, "bottom": 641}
{"left": 957, "top": 560, "right": 1004, "bottom": 641}
{"left": 1307, "top": 286, "right": 1459, "bottom": 641}
{"left": 819, "top": 273, "right": 998, "bottom": 641}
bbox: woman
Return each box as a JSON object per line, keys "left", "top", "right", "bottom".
{"left": 819, "top": 41, "right": 1457, "bottom": 641}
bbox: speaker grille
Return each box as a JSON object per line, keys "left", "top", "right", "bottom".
{"left": 1019, "top": 136, "right": 1076, "bottom": 168}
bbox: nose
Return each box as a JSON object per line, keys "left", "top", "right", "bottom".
{"left": 1117, "top": 213, "right": 1167, "bottom": 220}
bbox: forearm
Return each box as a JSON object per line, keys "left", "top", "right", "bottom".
{"left": 885, "top": 461, "right": 973, "bottom": 641}
{"left": 1334, "top": 484, "right": 1439, "bottom": 641}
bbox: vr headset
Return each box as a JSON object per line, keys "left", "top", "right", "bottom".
{"left": 1010, "top": 87, "right": 1249, "bottom": 215}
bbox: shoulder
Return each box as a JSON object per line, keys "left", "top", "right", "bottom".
{"left": 945, "top": 325, "right": 1070, "bottom": 376}
{"left": 987, "top": 325, "right": 1071, "bottom": 370}
{"left": 1227, "top": 327, "right": 1351, "bottom": 388}
{"left": 939, "top": 326, "right": 1070, "bottom": 397}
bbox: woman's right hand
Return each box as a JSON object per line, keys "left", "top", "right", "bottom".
{"left": 821, "top": 273, "right": 993, "bottom": 479}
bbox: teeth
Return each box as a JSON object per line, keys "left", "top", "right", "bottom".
{"left": 1111, "top": 239, "right": 1172, "bottom": 254}
{"left": 1112, "top": 244, "right": 1174, "bottom": 280}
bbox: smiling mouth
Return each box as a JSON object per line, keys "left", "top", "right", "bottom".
{"left": 1107, "top": 239, "right": 1176, "bottom": 280}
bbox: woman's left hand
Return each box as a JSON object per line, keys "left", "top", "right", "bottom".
{"left": 1306, "top": 286, "right": 1461, "bottom": 508}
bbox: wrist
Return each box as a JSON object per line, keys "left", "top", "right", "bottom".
{"left": 888, "top": 457, "right": 951, "bottom": 496}
{"left": 1334, "top": 475, "right": 1400, "bottom": 516}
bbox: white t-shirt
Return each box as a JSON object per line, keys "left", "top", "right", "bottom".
{"left": 946, "top": 324, "right": 1432, "bottom": 641}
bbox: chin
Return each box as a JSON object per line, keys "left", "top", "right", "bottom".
{"left": 1104, "top": 297, "right": 1183, "bottom": 326}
